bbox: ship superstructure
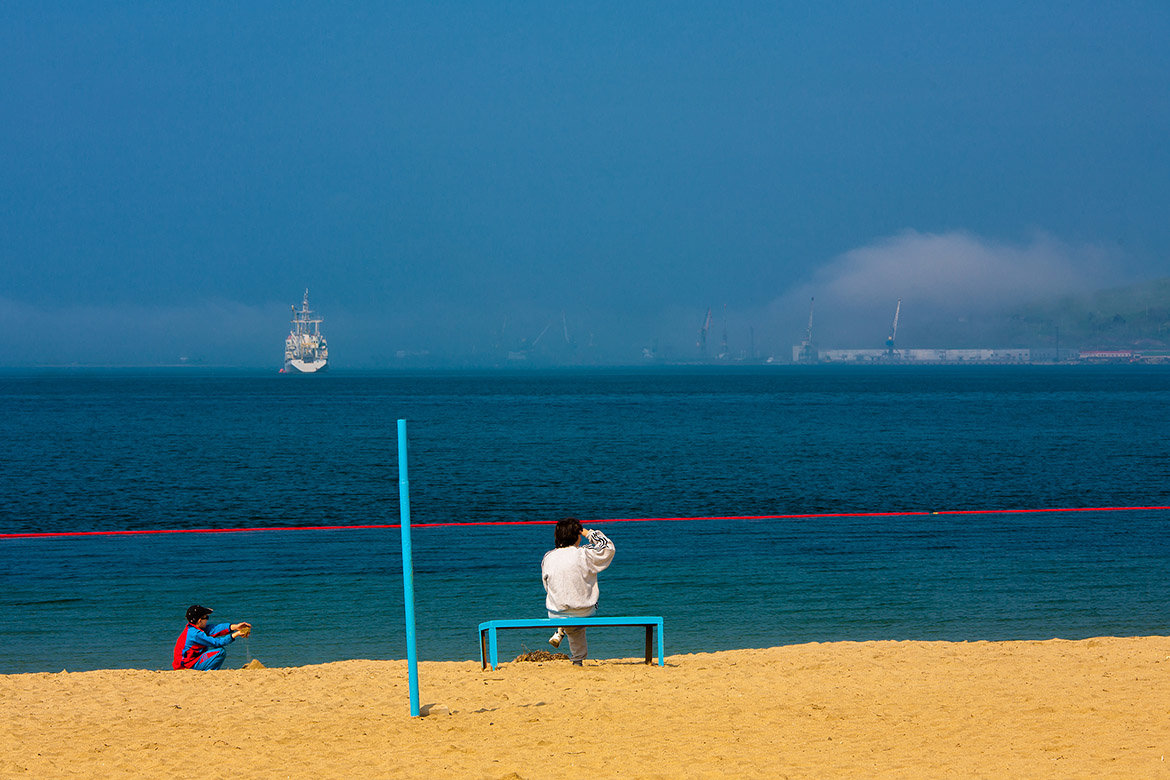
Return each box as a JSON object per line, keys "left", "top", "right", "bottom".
{"left": 283, "top": 290, "right": 328, "bottom": 373}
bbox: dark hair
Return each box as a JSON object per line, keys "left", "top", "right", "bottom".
{"left": 554, "top": 517, "right": 583, "bottom": 548}
{"left": 186, "top": 605, "right": 213, "bottom": 623}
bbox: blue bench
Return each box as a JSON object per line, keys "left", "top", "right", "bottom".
{"left": 478, "top": 616, "right": 665, "bottom": 670}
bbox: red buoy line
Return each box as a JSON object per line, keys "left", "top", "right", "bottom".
{"left": 2, "top": 505, "right": 1168, "bottom": 540}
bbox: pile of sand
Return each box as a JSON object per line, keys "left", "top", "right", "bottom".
{"left": 3, "top": 636, "right": 1170, "bottom": 778}
{"left": 512, "top": 650, "right": 570, "bottom": 663}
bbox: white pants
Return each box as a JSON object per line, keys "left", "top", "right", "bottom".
{"left": 548, "top": 605, "right": 596, "bottom": 662}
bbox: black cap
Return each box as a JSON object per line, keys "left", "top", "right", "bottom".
{"left": 186, "top": 605, "right": 213, "bottom": 623}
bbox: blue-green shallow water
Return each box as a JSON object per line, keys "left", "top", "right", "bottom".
{"left": 2, "top": 366, "right": 1169, "bottom": 672}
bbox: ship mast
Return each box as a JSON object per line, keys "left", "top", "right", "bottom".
{"left": 289, "top": 290, "right": 324, "bottom": 357}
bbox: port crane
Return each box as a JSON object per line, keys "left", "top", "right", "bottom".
{"left": 505, "top": 320, "right": 552, "bottom": 361}
{"left": 531, "top": 321, "right": 551, "bottom": 347}
{"left": 797, "top": 297, "right": 815, "bottom": 362}
{"left": 719, "top": 304, "right": 729, "bottom": 359}
{"left": 697, "top": 307, "right": 712, "bottom": 355}
{"left": 885, "top": 298, "right": 902, "bottom": 357}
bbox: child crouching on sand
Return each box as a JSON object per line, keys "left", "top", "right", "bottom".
{"left": 541, "top": 518, "right": 615, "bottom": 665}
{"left": 173, "top": 605, "right": 252, "bottom": 670}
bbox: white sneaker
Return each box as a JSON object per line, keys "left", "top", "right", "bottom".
{"left": 548, "top": 627, "right": 565, "bottom": 648}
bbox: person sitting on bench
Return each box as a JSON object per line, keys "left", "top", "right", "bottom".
{"left": 541, "top": 517, "right": 615, "bottom": 666}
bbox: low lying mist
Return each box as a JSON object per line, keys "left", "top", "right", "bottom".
{"left": 767, "top": 230, "right": 1135, "bottom": 350}
{"left": 2, "top": 231, "right": 1161, "bottom": 367}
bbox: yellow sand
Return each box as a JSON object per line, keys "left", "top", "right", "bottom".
{"left": 4, "top": 637, "right": 1170, "bottom": 778}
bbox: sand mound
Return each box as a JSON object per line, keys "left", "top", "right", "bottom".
{"left": 512, "top": 650, "right": 570, "bottom": 663}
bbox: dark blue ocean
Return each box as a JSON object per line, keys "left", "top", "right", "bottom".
{"left": 2, "top": 366, "right": 1169, "bottom": 673}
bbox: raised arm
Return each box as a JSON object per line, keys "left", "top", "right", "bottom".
{"left": 580, "top": 528, "right": 615, "bottom": 572}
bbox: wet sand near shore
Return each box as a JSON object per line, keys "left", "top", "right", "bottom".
{"left": 3, "top": 636, "right": 1170, "bottom": 778}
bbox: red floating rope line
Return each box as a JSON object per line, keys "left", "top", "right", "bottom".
{"left": 2, "top": 505, "right": 1168, "bottom": 540}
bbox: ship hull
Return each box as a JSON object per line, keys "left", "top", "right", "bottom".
{"left": 284, "top": 359, "right": 328, "bottom": 374}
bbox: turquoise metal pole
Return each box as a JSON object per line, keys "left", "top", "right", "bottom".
{"left": 398, "top": 419, "right": 420, "bottom": 717}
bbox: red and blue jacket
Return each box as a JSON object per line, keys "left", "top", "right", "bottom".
{"left": 172, "top": 622, "right": 233, "bottom": 669}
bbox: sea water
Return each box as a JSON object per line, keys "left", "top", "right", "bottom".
{"left": 1, "top": 366, "right": 1168, "bottom": 673}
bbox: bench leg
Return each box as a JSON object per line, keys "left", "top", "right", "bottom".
{"left": 489, "top": 626, "right": 499, "bottom": 670}
{"left": 657, "top": 621, "right": 664, "bottom": 666}
{"left": 644, "top": 625, "right": 653, "bottom": 665}
{"left": 481, "top": 630, "right": 488, "bottom": 670}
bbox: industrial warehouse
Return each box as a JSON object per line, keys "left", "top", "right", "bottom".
{"left": 789, "top": 298, "right": 1170, "bottom": 364}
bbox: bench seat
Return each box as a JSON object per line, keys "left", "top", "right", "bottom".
{"left": 478, "top": 616, "right": 665, "bottom": 670}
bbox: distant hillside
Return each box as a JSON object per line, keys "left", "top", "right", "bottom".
{"left": 1008, "top": 277, "right": 1170, "bottom": 350}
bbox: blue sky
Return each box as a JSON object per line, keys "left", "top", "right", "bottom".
{"left": 2, "top": 3, "right": 1168, "bottom": 365}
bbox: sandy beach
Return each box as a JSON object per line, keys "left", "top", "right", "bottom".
{"left": 4, "top": 636, "right": 1170, "bottom": 778}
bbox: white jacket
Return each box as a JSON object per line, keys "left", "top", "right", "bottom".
{"left": 541, "top": 530, "right": 615, "bottom": 612}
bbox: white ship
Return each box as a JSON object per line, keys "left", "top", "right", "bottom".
{"left": 282, "top": 290, "right": 329, "bottom": 373}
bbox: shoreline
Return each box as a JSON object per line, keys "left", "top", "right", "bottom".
{"left": 4, "top": 636, "right": 1170, "bottom": 777}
